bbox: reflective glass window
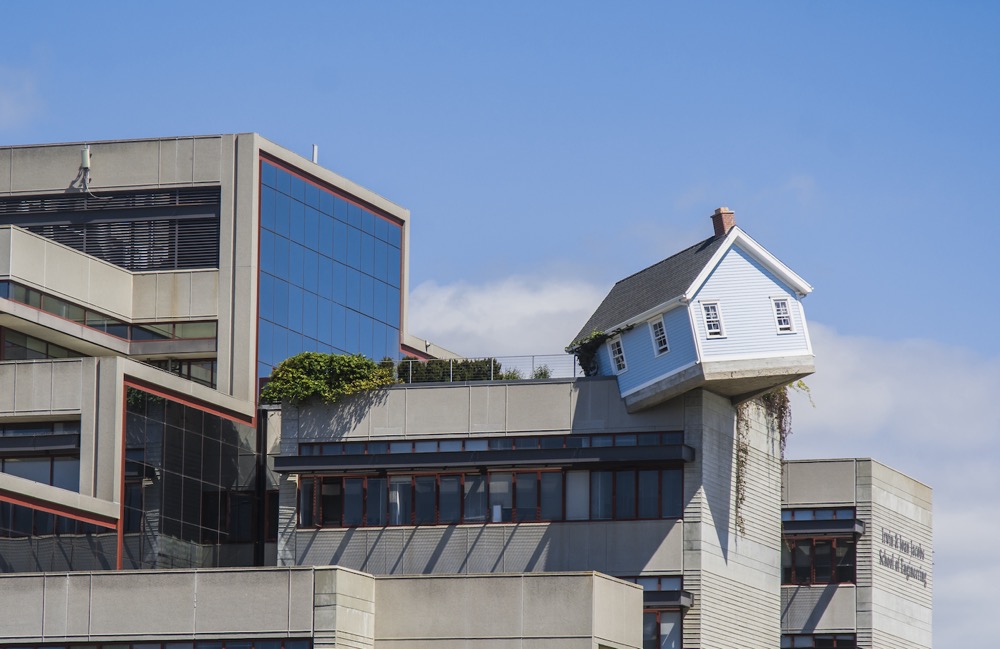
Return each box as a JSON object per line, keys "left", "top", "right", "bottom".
{"left": 321, "top": 480, "right": 342, "bottom": 526}
{"left": 566, "top": 470, "right": 590, "bottom": 520}
{"left": 464, "top": 474, "right": 486, "bottom": 522}
{"left": 590, "top": 471, "right": 613, "bottom": 520}
{"left": 489, "top": 473, "right": 513, "bottom": 522}
{"left": 414, "top": 476, "right": 436, "bottom": 524}
{"left": 439, "top": 475, "right": 461, "bottom": 523}
{"left": 344, "top": 478, "right": 364, "bottom": 526}
{"left": 367, "top": 478, "right": 387, "bottom": 526}
{"left": 638, "top": 470, "right": 659, "bottom": 518}
{"left": 616, "top": 470, "right": 636, "bottom": 519}
{"left": 515, "top": 473, "right": 538, "bottom": 521}
{"left": 299, "top": 479, "right": 315, "bottom": 527}
{"left": 661, "top": 468, "right": 683, "bottom": 518}
{"left": 540, "top": 472, "right": 563, "bottom": 520}
{"left": 389, "top": 476, "right": 411, "bottom": 525}
{"left": 414, "top": 440, "right": 437, "bottom": 453}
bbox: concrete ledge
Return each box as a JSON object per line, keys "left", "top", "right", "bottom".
{"left": 0, "top": 472, "right": 120, "bottom": 522}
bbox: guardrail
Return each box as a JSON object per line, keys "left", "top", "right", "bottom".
{"left": 393, "top": 354, "right": 582, "bottom": 384}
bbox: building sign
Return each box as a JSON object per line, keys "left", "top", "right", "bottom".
{"left": 879, "top": 527, "right": 928, "bottom": 587}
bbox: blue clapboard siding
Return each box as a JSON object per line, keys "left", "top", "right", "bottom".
{"left": 690, "top": 245, "right": 810, "bottom": 359}
{"left": 614, "top": 307, "right": 698, "bottom": 395}
{"left": 595, "top": 341, "right": 615, "bottom": 376}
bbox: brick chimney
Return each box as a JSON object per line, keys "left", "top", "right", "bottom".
{"left": 711, "top": 207, "right": 735, "bottom": 238}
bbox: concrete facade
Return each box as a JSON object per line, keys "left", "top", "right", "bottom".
{"left": 782, "top": 459, "right": 933, "bottom": 648}
{"left": 275, "top": 380, "right": 785, "bottom": 649}
{"left": 0, "top": 135, "right": 933, "bottom": 649}
{"left": 0, "top": 134, "right": 419, "bottom": 571}
{"left": 0, "top": 566, "right": 641, "bottom": 649}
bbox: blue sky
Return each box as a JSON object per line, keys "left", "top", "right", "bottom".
{"left": 3, "top": 2, "right": 997, "bottom": 644}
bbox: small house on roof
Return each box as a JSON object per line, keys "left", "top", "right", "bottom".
{"left": 570, "top": 208, "right": 814, "bottom": 411}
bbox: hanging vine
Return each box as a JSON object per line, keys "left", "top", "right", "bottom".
{"left": 565, "top": 325, "right": 633, "bottom": 376}
{"left": 733, "top": 381, "right": 806, "bottom": 535}
{"left": 734, "top": 400, "right": 752, "bottom": 536}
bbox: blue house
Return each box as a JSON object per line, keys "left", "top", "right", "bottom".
{"left": 570, "top": 208, "right": 814, "bottom": 411}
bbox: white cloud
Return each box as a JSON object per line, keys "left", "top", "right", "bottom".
{"left": 408, "top": 276, "right": 998, "bottom": 646}
{"left": 786, "top": 323, "right": 1000, "bottom": 645}
{"left": 0, "top": 65, "right": 42, "bottom": 130}
{"left": 786, "top": 322, "right": 1000, "bottom": 456}
{"left": 407, "top": 275, "right": 606, "bottom": 357}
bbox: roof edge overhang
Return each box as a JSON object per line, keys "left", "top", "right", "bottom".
{"left": 689, "top": 227, "right": 813, "bottom": 299}
{"left": 599, "top": 295, "right": 689, "bottom": 335}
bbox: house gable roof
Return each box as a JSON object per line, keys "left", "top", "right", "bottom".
{"left": 572, "top": 226, "right": 812, "bottom": 343}
{"left": 572, "top": 234, "right": 727, "bottom": 342}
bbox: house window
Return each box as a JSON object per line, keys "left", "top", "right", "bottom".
{"left": 702, "top": 303, "right": 724, "bottom": 337}
{"left": 609, "top": 337, "right": 627, "bottom": 372}
{"left": 782, "top": 537, "right": 856, "bottom": 585}
{"left": 649, "top": 318, "right": 669, "bottom": 355}
{"left": 773, "top": 298, "right": 793, "bottom": 332}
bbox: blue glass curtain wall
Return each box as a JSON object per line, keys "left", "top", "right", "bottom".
{"left": 258, "top": 161, "right": 403, "bottom": 379}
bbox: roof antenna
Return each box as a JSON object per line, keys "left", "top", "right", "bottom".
{"left": 311, "top": 144, "right": 319, "bottom": 164}
{"left": 80, "top": 145, "right": 109, "bottom": 200}
{"left": 81, "top": 145, "right": 92, "bottom": 189}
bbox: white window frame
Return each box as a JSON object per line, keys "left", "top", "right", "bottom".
{"left": 772, "top": 297, "right": 794, "bottom": 333}
{"left": 648, "top": 317, "right": 670, "bottom": 355}
{"left": 702, "top": 302, "right": 725, "bottom": 338}
{"left": 608, "top": 336, "right": 627, "bottom": 373}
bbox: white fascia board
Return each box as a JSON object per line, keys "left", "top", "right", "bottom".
{"left": 700, "top": 349, "right": 815, "bottom": 363}
{"left": 687, "top": 227, "right": 814, "bottom": 299}
{"left": 688, "top": 303, "right": 704, "bottom": 365}
{"left": 798, "top": 300, "right": 815, "bottom": 357}
{"left": 601, "top": 295, "right": 688, "bottom": 334}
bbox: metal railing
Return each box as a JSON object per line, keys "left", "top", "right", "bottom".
{"left": 391, "top": 354, "right": 582, "bottom": 384}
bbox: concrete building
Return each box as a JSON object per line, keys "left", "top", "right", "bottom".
{"left": 270, "top": 212, "right": 932, "bottom": 649}
{"left": 0, "top": 134, "right": 447, "bottom": 572}
{"left": 0, "top": 566, "right": 643, "bottom": 649}
{"left": 0, "top": 134, "right": 932, "bottom": 649}
{"left": 782, "top": 459, "right": 932, "bottom": 649}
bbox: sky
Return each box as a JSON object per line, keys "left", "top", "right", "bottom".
{"left": 2, "top": 2, "right": 997, "bottom": 644}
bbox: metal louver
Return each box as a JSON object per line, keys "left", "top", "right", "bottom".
{"left": 0, "top": 187, "right": 220, "bottom": 215}
{"left": 1, "top": 188, "right": 221, "bottom": 271}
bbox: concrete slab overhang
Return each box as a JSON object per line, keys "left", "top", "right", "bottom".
{"left": 623, "top": 355, "right": 815, "bottom": 412}
{"left": 275, "top": 444, "right": 696, "bottom": 474}
{"left": 783, "top": 518, "right": 866, "bottom": 539}
{"left": 643, "top": 589, "right": 695, "bottom": 612}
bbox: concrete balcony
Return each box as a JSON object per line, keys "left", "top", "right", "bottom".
{"left": 0, "top": 225, "right": 218, "bottom": 323}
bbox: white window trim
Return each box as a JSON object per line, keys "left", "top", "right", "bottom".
{"left": 701, "top": 302, "right": 725, "bottom": 338}
{"left": 648, "top": 317, "right": 670, "bottom": 356}
{"left": 771, "top": 297, "right": 795, "bottom": 334}
{"left": 608, "top": 336, "right": 628, "bottom": 374}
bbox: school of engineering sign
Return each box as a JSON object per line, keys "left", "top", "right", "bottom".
{"left": 878, "top": 527, "right": 928, "bottom": 587}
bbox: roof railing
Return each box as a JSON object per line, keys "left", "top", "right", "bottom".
{"left": 392, "top": 354, "right": 583, "bottom": 384}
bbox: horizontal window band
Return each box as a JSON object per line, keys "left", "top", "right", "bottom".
{"left": 276, "top": 444, "right": 695, "bottom": 474}
{"left": 0, "top": 434, "right": 80, "bottom": 455}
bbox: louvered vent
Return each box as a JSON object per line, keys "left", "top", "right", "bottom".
{"left": 0, "top": 187, "right": 220, "bottom": 215}
{"left": 1, "top": 188, "right": 221, "bottom": 271}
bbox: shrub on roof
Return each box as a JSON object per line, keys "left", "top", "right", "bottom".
{"left": 260, "top": 352, "right": 397, "bottom": 405}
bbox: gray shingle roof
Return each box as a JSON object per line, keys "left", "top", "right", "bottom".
{"left": 572, "top": 234, "right": 727, "bottom": 343}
